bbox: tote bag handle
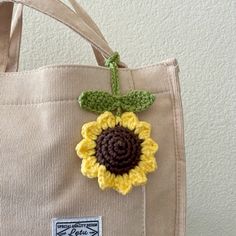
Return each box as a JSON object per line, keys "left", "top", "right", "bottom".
{"left": 6, "top": 4, "right": 23, "bottom": 72}
{"left": 0, "top": 0, "right": 127, "bottom": 72}
{"left": 5, "top": 0, "right": 113, "bottom": 72}
{"left": 0, "top": 2, "right": 13, "bottom": 72}
{"left": 5, "top": 0, "right": 117, "bottom": 72}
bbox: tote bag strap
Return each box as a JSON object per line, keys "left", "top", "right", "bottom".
{"left": 0, "top": 2, "right": 13, "bottom": 72}
{"left": 6, "top": 4, "right": 23, "bottom": 72}
{"left": 67, "top": 0, "right": 110, "bottom": 68}
{"left": 6, "top": 0, "right": 114, "bottom": 72}
{"left": 0, "top": 0, "right": 127, "bottom": 72}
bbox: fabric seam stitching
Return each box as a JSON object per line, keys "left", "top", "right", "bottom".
{"left": 129, "top": 69, "right": 146, "bottom": 236}
{"left": 0, "top": 91, "right": 170, "bottom": 106}
{"left": 166, "top": 65, "right": 180, "bottom": 236}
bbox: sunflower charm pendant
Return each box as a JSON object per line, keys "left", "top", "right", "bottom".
{"left": 76, "top": 111, "right": 158, "bottom": 195}
{"left": 75, "top": 53, "right": 158, "bottom": 195}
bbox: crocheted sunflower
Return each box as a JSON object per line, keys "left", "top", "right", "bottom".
{"left": 75, "top": 53, "right": 158, "bottom": 195}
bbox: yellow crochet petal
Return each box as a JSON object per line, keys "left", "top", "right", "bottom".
{"left": 115, "top": 116, "right": 122, "bottom": 125}
{"left": 114, "top": 174, "right": 132, "bottom": 195}
{"left": 75, "top": 139, "right": 96, "bottom": 159}
{"left": 81, "top": 156, "right": 99, "bottom": 178}
{"left": 97, "top": 111, "right": 116, "bottom": 130}
{"left": 139, "top": 155, "right": 158, "bottom": 173}
{"left": 134, "top": 121, "right": 151, "bottom": 139}
{"left": 98, "top": 165, "right": 116, "bottom": 190}
{"left": 81, "top": 121, "right": 102, "bottom": 140}
{"left": 120, "top": 112, "right": 139, "bottom": 130}
{"left": 129, "top": 166, "right": 147, "bottom": 186}
{"left": 141, "top": 138, "right": 159, "bottom": 156}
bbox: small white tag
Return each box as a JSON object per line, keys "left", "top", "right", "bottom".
{"left": 52, "top": 216, "right": 102, "bottom": 236}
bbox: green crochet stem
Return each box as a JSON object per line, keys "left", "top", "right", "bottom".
{"left": 78, "top": 52, "right": 156, "bottom": 116}
{"left": 105, "top": 52, "right": 122, "bottom": 116}
{"left": 105, "top": 52, "right": 121, "bottom": 96}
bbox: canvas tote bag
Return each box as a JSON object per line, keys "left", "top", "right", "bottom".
{"left": 0, "top": 0, "right": 186, "bottom": 235}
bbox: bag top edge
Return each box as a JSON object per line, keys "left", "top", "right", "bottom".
{"left": 0, "top": 58, "right": 178, "bottom": 77}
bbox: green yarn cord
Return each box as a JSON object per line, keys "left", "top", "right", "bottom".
{"left": 105, "top": 52, "right": 120, "bottom": 96}
{"left": 105, "top": 52, "right": 121, "bottom": 115}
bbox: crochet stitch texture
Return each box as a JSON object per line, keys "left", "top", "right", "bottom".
{"left": 75, "top": 52, "right": 158, "bottom": 195}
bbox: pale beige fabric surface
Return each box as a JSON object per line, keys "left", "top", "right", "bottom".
{"left": 0, "top": 1, "right": 186, "bottom": 235}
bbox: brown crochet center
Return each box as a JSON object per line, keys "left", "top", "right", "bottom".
{"left": 95, "top": 125, "right": 143, "bottom": 175}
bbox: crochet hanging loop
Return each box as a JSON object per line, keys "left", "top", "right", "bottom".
{"left": 105, "top": 51, "right": 120, "bottom": 68}
{"left": 105, "top": 52, "right": 122, "bottom": 116}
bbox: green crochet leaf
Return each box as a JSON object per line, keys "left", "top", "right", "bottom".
{"left": 120, "top": 90, "right": 156, "bottom": 112}
{"left": 78, "top": 91, "right": 119, "bottom": 114}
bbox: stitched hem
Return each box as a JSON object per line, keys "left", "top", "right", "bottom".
{"left": 130, "top": 69, "right": 146, "bottom": 236}
{"left": 166, "top": 63, "right": 186, "bottom": 236}
{"left": 0, "top": 91, "right": 170, "bottom": 106}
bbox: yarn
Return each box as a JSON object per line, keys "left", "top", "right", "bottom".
{"left": 75, "top": 52, "right": 159, "bottom": 195}
{"left": 95, "top": 125, "right": 143, "bottom": 175}
{"left": 78, "top": 52, "right": 156, "bottom": 115}
{"left": 79, "top": 91, "right": 119, "bottom": 114}
{"left": 75, "top": 111, "right": 158, "bottom": 195}
{"left": 105, "top": 52, "right": 121, "bottom": 97}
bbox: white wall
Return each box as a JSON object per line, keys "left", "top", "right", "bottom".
{"left": 18, "top": 1, "right": 236, "bottom": 235}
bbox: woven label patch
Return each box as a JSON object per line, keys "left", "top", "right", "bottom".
{"left": 52, "top": 216, "right": 102, "bottom": 236}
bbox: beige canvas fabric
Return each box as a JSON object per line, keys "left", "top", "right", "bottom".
{"left": 0, "top": 1, "right": 186, "bottom": 235}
